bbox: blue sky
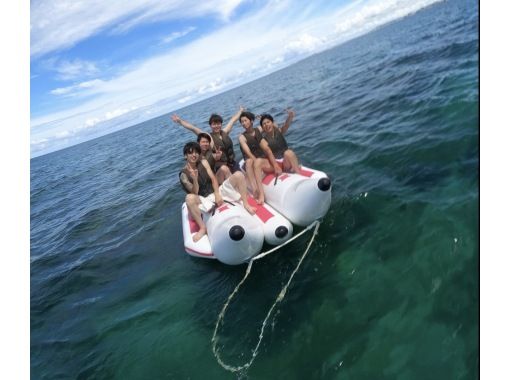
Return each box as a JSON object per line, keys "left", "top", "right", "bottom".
{"left": 30, "top": 0, "right": 441, "bottom": 157}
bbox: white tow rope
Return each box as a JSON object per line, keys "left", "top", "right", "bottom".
{"left": 211, "top": 220, "right": 321, "bottom": 373}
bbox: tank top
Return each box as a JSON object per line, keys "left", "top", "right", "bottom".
{"left": 211, "top": 131, "right": 235, "bottom": 164}
{"left": 242, "top": 129, "right": 266, "bottom": 160}
{"left": 203, "top": 150, "right": 216, "bottom": 169}
{"left": 179, "top": 161, "right": 213, "bottom": 197}
{"left": 262, "top": 127, "right": 288, "bottom": 159}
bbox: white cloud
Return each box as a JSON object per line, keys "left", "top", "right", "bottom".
{"left": 31, "top": 0, "right": 246, "bottom": 57}
{"left": 198, "top": 78, "right": 227, "bottom": 95}
{"left": 285, "top": 33, "right": 324, "bottom": 54}
{"left": 50, "top": 58, "right": 100, "bottom": 81}
{"left": 49, "top": 87, "right": 72, "bottom": 96}
{"left": 85, "top": 118, "right": 101, "bottom": 127}
{"left": 178, "top": 95, "right": 193, "bottom": 104}
{"left": 30, "top": 137, "right": 49, "bottom": 145}
{"left": 161, "top": 26, "right": 196, "bottom": 44}
{"left": 105, "top": 107, "right": 136, "bottom": 120}
{"left": 54, "top": 130, "right": 70, "bottom": 138}
{"left": 78, "top": 79, "right": 104, "bottom": 89}
{"left": 50, "top": 79, "right": 105, "bottom": 96}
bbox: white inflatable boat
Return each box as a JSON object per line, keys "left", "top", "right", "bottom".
{"left": 181, "top": 195, "right": 293, "bottom": 265}
{"left": 245, "top": 195, "right": 293, "bottom": 245}
{"left": 181, "top": 201, "right": 263, "bottom": 265}
{"left": 181, "top": 163, "right": 331, "bottom": 265}
{"left": 260, "top": 164, "right": 332, "bottom": 226}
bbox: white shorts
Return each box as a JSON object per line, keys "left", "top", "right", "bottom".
{"left": 198, "top": 177, "right": 241, "bottom": 212}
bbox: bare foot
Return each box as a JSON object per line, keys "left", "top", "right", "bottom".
{"left": 244, "top": 203, "right": 257, "bottom": 215}
{"left": 192, "top": 228, "right": 207, "bottom": 242}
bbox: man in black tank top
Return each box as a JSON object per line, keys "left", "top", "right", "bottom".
{"left": 238, "top": 111, "right": 282, "bottom": 205}
{"left": 260, "top": 109, "right": 301, "bottom": 174}
{"left": 171, "top": 107, "right": 243, "bottom": 184}
{"left": 179, "top": 142, "right": 256, "bottom": 242}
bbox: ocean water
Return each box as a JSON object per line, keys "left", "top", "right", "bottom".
{"left": 30, "top": 0, "right": 479, "bottom": 378}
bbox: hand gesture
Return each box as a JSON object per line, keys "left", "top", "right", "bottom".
{"left": 274, "top": 164, "right": 283, "bottom": 176}
{"left": 285, "top": 108, "right": 295, "bottom": 118}
{"left": 188, "top": 167, "right": 198, "bottom": 179}
{"left": 171, "top": 114, "right": 182, "bottom": 124}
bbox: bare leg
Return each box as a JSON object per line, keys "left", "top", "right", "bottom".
{"left": 215, "top": 164, "right": 231, "bottom": 185}
{"left": 283, "top": 149, "right": 301, "bottom": 173}
{"left": 215, "top": 166, "right": 223, "bottom": 184}
{"left": 186, "top": 194, "right": 207, "bottom": 242}
{"left": 244, "top": 158, "right": 258, "bottom": 196}
{"left": 215, "top": 171, "right": 224, "bottom": 185}
{"left": 255, "top": 158, "right": 273, "bottom": 204}
{"left": 221, "top": 165, "right": 232, "bottom": 180}
{"left": 228, "top": 172, "right": 257, "bottom": 214}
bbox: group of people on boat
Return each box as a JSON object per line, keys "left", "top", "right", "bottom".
{"left": 173, "top": 107, "right": 301, "bottom": 242}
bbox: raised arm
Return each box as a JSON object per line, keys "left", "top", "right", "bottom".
{"left": 223, "top": 106, "right": 245, "bottom": 134}
{"left": 280, "top": 108, "right": 295, "bottom": 135}
{"left": 202, "top": 159, "right": 223, "bottom": 206}
{"left": 171, "top": 114, "right": 204, "bottom": 136}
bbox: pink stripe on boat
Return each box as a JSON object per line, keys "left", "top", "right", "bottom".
{"left": 262, "top": 173, "right": 290, "bottom": 185}
{"left": 218, "top": 205, "right": 229, "bottom": 213}
{"left": 185, "top": 247, "right": 214, "bottom": 257}
{"left": 247, "top": 196, "right": 273, "bottom": 223}
{"left": 299, "top": 168, "right": 314, "bottom": 177}
{"left": 188, "top": 212, "right": 200, "bottom": 233}
{"left": 262, "top": 174, "right": 275, "bottom": 185}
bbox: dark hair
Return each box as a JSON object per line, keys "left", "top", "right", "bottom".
{"left": 183, "top": 142, "right": 201, "bottom": 156}
{"left": 259, "top": 113, "right": 274, "bottom": 126}
{"left": 240, "top": 111, "right": 255, "bottom": 122}
{"left": 209, "top": 114, "right": 223, "bottom": 125}
{"left": 196, "top": 133, "right": 211, "bottom": 143}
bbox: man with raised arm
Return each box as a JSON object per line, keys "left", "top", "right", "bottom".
{"left": 171, "top": 107, "right": 244, "bottom": 184}
{"left": 238, "top": 111, "right": 282, "bottom": 205}
{"left": 260, "top": 108, "right": 301, "bottom": 174}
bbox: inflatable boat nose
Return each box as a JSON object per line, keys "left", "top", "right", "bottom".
{"left": 317, "top": 177, "right": 331, "bottom": 192}
{"left": 229, "top": 225, "right": 245, "bottom": 241}
{"left": 275, "top": 226, "right": 289, "bottom": 239}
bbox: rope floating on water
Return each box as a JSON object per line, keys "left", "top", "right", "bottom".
{"left": 211, "top": 220, "right": 321, "bottom": 373}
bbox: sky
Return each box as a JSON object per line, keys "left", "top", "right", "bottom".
{"left": 30, "top": 0, "right": 442, "bottom": 157}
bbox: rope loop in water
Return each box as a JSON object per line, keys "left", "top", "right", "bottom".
{"left": 211, "top": 220, "right": 321, "bottom": 373}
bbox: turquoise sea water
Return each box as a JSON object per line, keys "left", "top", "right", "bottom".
{"left": 31, "top": 0, "right": 479, "bottom": 378}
